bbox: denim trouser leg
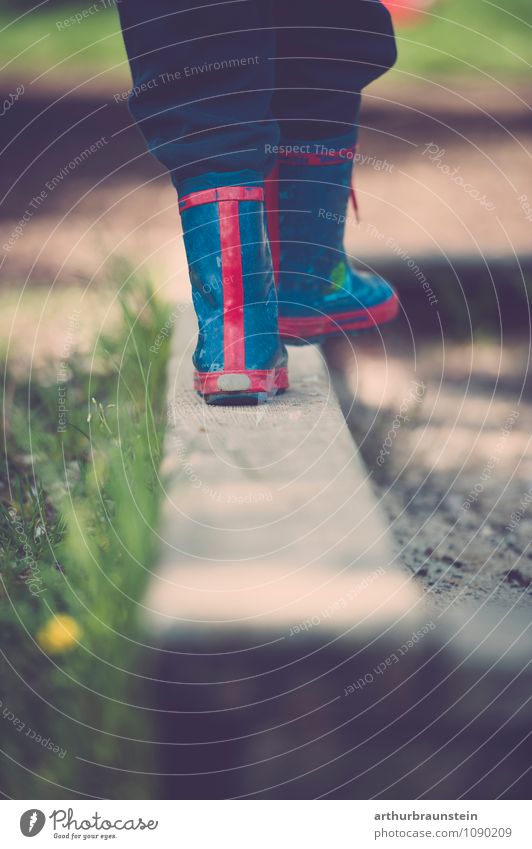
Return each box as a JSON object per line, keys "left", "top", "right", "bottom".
{"left": 117, "top": 0, "right": 396, "bottom": 188}
{"left": 118, "top": 0, "right": 279, "bottom": 190}
{"left": 272, "top": 0, "right": 396, "bottom": 143}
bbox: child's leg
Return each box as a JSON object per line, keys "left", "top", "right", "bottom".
{"left": 272, "top": 0, "right": 396, "bottom": 143}
{"left": 267, "top": 0, "right": 399, "bottom": 344}
{"left": 118, "top": 0, "right": 279, "bottom": 189}
{"left": 118, "top": 1, "right": 287, "bottom": 403}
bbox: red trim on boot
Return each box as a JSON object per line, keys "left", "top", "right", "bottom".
{"left": 194, "top": 367, "right": 288, "bottom": 397}
{"left": 279, "top": 144, "right": 357, "bottom": 168}
{"left": 179, "top": 185, "right": 264, "bottom": 211}
{"left": 279, "top": 291, "right": 399, "bottom": 341}
{"left": 265, "top": 164, "right": 280, "bottom": 287}
{"left": 218, "top": 198, "right": 245, "bottom": 370}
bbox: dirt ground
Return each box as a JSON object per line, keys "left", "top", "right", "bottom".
{"left": 327, "top": 331, "right": 532, "bottom": 611}
{"left": 2, "top": 74, "right": 531, "bottom": 610}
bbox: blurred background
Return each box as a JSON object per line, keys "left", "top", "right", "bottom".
{"left": 1, "top": 0, "right": 531, "bottom": 799}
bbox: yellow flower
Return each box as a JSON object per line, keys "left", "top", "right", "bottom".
{"left": 36, "top": 614, "right": 81, "bottom": 654}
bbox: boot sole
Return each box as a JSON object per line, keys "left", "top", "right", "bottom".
{"left": 279, "top": 291, "right": 399, "bottom": 345}
{"left": 194, "top": 367, "right": 288, "bottom": 405}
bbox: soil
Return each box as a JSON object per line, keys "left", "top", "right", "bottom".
{"left": 326, "top": 330, "right": 532, "bottom": 611}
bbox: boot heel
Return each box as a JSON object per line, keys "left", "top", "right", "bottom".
{"left": 194, "top": 366, "right": 288, "bottom": 405}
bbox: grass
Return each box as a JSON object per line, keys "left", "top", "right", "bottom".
{"left": 1, "top": 1, "right": 531, "bottom": 83}
{"left": 392, "top": 0, "right": 532, "bottom": 79}
{"left": 0, "top": 271, "right": 172, "bottom": 798}
{"left": 1, "top": 3, "right": 128, "bottom": 85}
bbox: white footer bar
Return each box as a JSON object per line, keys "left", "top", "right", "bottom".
{"left": 2, "top": 800, "right": 528, "bottom": 848}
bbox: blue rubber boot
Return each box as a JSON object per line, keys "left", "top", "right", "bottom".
{"left": 179, "top": 175, "right": 288, "bottom": 405}
{"left": 265, "top": 134, "right": 399, "bottom": 345}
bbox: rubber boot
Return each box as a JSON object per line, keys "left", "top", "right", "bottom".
{"left": 179, "top": 179, "right": 288, "bottom": 403}
{"left": 265, "top": 135, "right": 399, "bottom": 345}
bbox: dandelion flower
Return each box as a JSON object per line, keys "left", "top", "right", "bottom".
{"left": 37, "top": 614, "right": 81, "bottom": 654}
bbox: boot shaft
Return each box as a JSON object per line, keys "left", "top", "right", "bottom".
{"left": 264, "top": 137, "right": 399, "bottom": 343}
{"left": 179, "top": 184, "right": 286, "bottom": 375}
{"left": 271, "top": 136, "right": 359, "bottom": 291}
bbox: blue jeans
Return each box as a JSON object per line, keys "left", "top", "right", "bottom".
{"left": 118, "top": 0, "right": 396, "bottom": 191}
